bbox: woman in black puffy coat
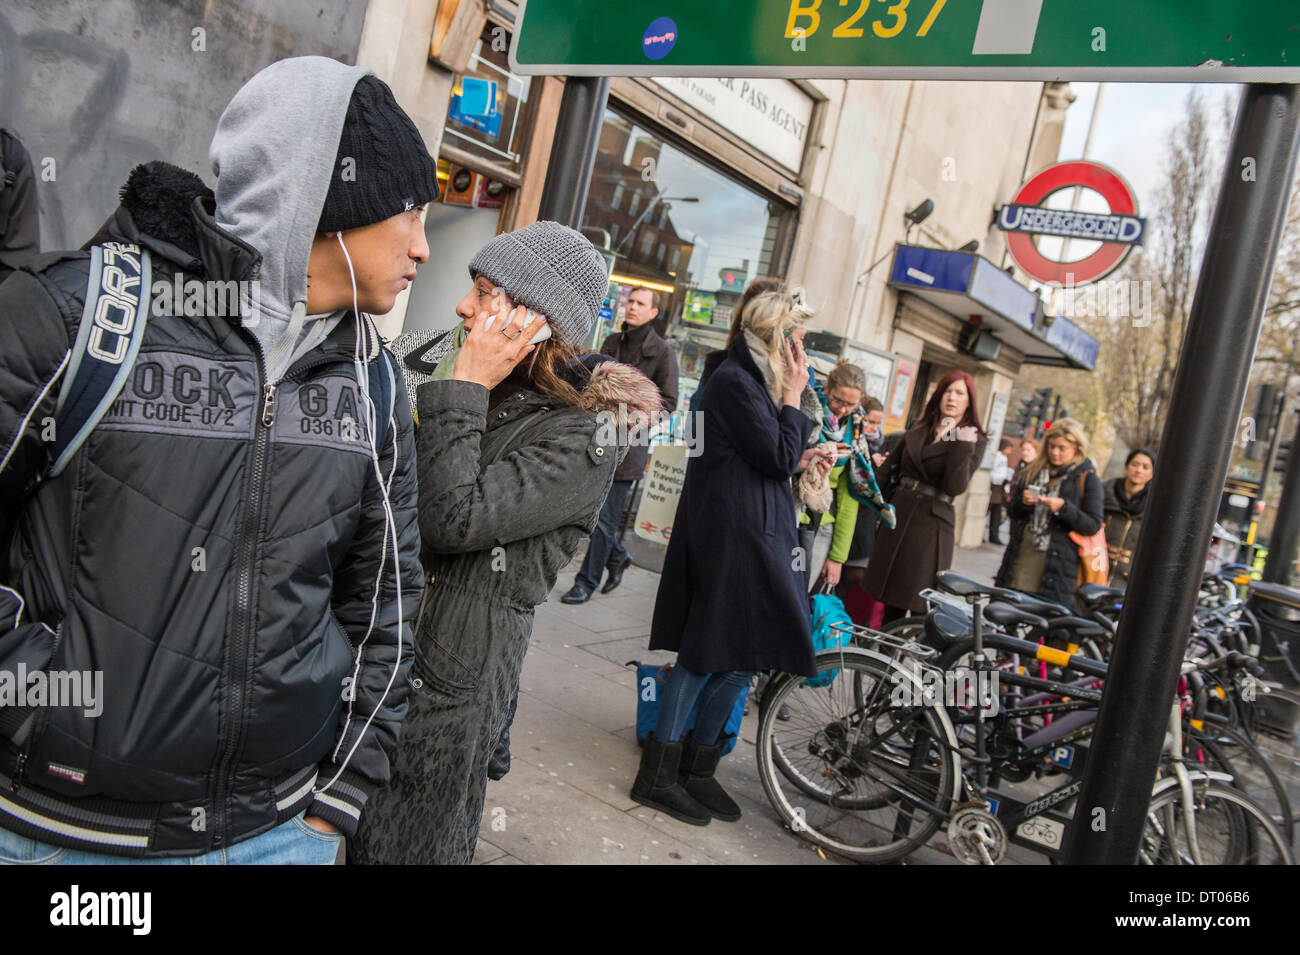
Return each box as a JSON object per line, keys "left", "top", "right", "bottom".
{"left": 995, "top": 418, "right": 1104, "bottom": 607}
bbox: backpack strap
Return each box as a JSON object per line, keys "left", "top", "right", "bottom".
{"left": 49, "top": 242, "right": 151, "bottom": 476}
{"left": 366, "top": 349, "right": 396, "bottom": 453}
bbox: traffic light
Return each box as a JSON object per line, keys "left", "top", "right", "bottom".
{"left": 1276, "top": 439, "right": 1292, "bottom": 474}
{"left": 1015, "top": 398, "right": 1034, "bottom": 432}
{"left": 1014, "top": 387, "right": 1054, "bottom": 436}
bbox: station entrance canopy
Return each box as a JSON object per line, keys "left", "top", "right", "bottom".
{"left": 887, "top": 244, "right": 1099, "bottom": 371}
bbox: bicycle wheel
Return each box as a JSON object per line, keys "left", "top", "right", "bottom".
{"left": 1185, "top": 720, "right": 1294, "bottom": 845}
{"left": 756, "top": 647, "right": 960, "bottom": 863}
{"left": 881, "top": 615, "right": 929, "bottom": 646}
{"left": 1139, "top": 779, "right": 1294, "bottom": 865}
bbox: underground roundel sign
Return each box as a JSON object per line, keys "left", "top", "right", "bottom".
{"left": 997, "top": 160, "right": 1145, "bottom": 286}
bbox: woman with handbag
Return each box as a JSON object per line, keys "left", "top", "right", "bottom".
{"left": 862, "top": 370, "right": 987, "bottom": 622}
{"left": 994, "top": 418, "right": 1105, "bottom": 607}
{"left": 636, "top": 288, "right": 833, "bottom": 826}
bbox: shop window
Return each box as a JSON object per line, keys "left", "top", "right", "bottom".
{"left": 444, "top": 32, "right": 531, "bottom": 171}
{"left": 582, "top": 107, "right": 794, "bottom": 339}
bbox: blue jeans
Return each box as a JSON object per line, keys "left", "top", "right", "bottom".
{"left": 575, "top": 479, "right": 632, "bottom": 592}
{"left": 0, "top": 811, "right": 341, "bottom": 865}
{"left": 654, "top": 664, "right": 753, "bottom": 744}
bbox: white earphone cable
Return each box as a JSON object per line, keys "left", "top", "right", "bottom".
{"left": 317, "top": 230, "right": 404, "bottom": 795}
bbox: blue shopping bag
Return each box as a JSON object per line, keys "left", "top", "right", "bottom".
{"left": 805, "top": 592, "right": 854, "bottom": 688}
{"left": 629, "top": 661, "right": 747, "bottom": 755}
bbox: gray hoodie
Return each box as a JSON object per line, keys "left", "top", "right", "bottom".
{"left": 210, "top": 56, "right": 373, "bottom": 382}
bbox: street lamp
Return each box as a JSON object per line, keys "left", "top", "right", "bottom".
{"left": 615, "top": 195, "right": 699, "bottom": 255}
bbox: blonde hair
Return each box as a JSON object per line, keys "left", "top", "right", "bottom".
{"left": 741, "top": 289, "right": 814, "bottom": 402}
{"left": 1024, "top": 417, "right": 1088, "bottom": 484}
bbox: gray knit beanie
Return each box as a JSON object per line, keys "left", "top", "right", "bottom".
{"left": 467, "top": 221, "right": 608, "bottom": 345}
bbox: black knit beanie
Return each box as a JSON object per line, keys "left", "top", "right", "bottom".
{"left": 317, "top": 74, "right": 439, "bottom": 233}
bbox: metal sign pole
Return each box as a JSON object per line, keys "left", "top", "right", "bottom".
{"left": 1065, "top": 84, "right": 1300, "bottom": 864}
{"left": 536, "top": 77, "right": 611, "bottom": 228}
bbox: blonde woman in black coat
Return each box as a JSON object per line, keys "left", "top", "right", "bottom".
{"left": 995, "top": 418, "right": 1104, "bottom": 606}
{"left": 636, "top": 289, "right": 834, "bottom": 827}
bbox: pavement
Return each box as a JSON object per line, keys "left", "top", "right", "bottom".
{"left": 471, "top": 538, "right": 1300, "bottom": 865}
{"left": 471, "top": 540, "right": 1011, "bottom": 865}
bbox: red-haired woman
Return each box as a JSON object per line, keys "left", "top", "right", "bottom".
{"left": 862, "top": 370, "right": 987, "bottom": 622}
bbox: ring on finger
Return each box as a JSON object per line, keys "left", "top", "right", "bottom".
{"left": 501, "top": 325, "right": 522, "bottom": 341}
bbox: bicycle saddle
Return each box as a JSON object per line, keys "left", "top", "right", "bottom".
{"left": 1046, "top": 615, "right": 1107, "bottom": 641}
{"left": 924, "top": 607, "right": 969, "bottom": 647}
{"left": 1077, "top": 583, "right": 1124, "bottom": 609}
{"left": 1010, "top": 594, "right": 1073, "bottom": 618}
{"left": 983, "top": 601, "right": 1048, "bottom": 634}
{"left": 934, "top": 571, "right": 1020, "bottom": 603}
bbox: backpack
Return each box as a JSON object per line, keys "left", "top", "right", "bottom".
{"left": 48, "top": 241, "right": 395, "bottom": 477}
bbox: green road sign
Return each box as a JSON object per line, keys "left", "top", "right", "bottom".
{"left": 510, "top": 0, "right": 1300, "bottom": 82}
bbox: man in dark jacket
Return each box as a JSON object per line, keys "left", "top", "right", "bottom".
{"left": 0, "top": 58, "right": 427, "bottom": 862}
{"left": 562, "top": 286, "right": 678, "bottom": 602}
{"left": 0, "top": 128, "right": 41, "bottom": 283}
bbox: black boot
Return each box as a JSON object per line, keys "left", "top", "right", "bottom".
{"left": 679, "top": 731, "right": 742, "bottom": 822}
{"left": 630, "top": 734, "right": 711, "bottom": 826}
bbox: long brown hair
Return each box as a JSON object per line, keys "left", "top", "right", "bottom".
{"left": 521, "top": 337, "right": 587, "bottom": 408}
{"left": 918, "top": 369, "right": 985, "bottom": 438}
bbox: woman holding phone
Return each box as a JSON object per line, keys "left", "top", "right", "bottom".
{"left": 994, "top": 419, "right": 1104, "bottom": 606}
{"left": 635, "top": 289, "right": 833, "bottom": 826}
{"left": 351, "top": 222, "right": 661, "bottom": 864}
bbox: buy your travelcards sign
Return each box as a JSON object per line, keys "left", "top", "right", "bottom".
{"left": 511, "top": 1, "right": 1300, "bottom": 82}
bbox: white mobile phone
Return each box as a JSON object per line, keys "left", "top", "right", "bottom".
{"left": 484, "top": 307, "right": 551, "bottom": 344}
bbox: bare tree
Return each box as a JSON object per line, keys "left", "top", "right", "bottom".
{"left": 1017, "top": 91, "right": 1221, "bottom": 457}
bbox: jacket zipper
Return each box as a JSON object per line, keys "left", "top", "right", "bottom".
{"left": 210, "top": 338, "right": 276, "bottom": 847}
{"left": 208, "top": 335, "right": 363, "bottom": 843}
{"left": 11, "top": 621, "right": 65, "bottom": 792}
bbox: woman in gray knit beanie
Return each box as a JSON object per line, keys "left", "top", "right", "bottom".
{"left": 352, "top": 222, "right": 663, "bottom": 865}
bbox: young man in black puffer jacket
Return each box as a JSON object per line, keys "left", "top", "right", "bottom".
{"left": 0, "top": 57, "right": 430, "bottom": 862}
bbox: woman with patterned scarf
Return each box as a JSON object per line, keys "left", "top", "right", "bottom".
{"left": 800, "top": 361, "right": 895, "bottom": 593}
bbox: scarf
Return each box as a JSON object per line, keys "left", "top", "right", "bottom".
{"left": 742, "top": 328, "right": 820, "bottom": 429}
{"left": 1029, "top": 461, "right": 1074, "bottom": 552}
{"left": 817, "top": 390, "right": 849, "bottom": 449}
{"left": 1112, "top": 477, "right": 1148, "bottom": 516}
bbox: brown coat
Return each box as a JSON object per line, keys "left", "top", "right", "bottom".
{"left": 862, "top": 425, "right": 987, "bottom": 612}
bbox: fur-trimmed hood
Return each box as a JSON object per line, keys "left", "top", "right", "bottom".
{"left": 576, "top": 357, "right": 663, "bottom": 422}
{"left": 390, "top": 326, "right": 662, "bottom": 426}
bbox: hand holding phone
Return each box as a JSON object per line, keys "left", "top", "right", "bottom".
{"left": 453, "top": 304, "right": 550, "bottom": 390}
{"left": 484, "top": 305, "right": 552, "bottom": 344}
